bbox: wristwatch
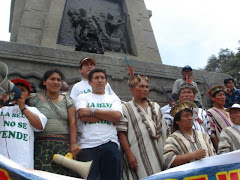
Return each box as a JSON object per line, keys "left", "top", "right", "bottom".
{"left": 91, "top": 108, "right": 95, "bottom": 116}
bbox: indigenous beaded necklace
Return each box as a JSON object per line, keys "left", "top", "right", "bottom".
{"left": 45, "top": 92, "right": 59, "bottom": 100}
{"left": 179, "top": 130, "right": 197, "bottom": 144}
{"left": 133, "top": 99, "right": 162, "bottom": 139}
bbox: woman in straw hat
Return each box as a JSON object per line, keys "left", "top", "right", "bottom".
{"left": 163, "top": 101, "right": 216, "bottom": 169}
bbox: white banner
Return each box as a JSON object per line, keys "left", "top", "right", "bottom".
{"left": 1, "top": 150, "right": 240, "bottom": 180}
{"left": 143, "top": 150, "right": 240, "bottom": 180}
{"left": 0, "top": 155, "right": 83, "bottom": 180}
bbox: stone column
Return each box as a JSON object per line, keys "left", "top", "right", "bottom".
{"left": 41, "top": 0, "right": 67, "bottom": 49}
{"left": 123, "top": 0, "right": 161, "bottom": 63}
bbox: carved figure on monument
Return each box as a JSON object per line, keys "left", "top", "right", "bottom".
{"left": 67, "top": 8, "right": 81, "bottom": 40}
{"left": 68, "top": 8, "right": 104, "bottom": 54}
{"left": 104, "top": 13, "right": 126, "bottom": 53}
{"left": 58, "top": 0, "right": 131, "bottom": 54}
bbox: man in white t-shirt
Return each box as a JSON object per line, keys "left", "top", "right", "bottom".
{"left": 0, "top": 79, "right": 47, "bottom": 169}
{"left": 76, "top": 69, "right": 122, "bottom": 180}
{"left": 70, "top": 57, "right": 115, "bottom": 104}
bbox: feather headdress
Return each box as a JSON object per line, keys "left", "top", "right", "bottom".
{"left": 124, "top": 56, "right": 134, "bottom": 77}
{"left": 207, "top": 85, "right": 224, "bottom": 97}
{"left": 124, "top": 56, "right": 148, "bottom": 87}
{"left": 185, "top": 75, "right": 193, "bottom": 84}
{"left": 170, "top": 101, "right": 196, "bottom": 117}
{"left": 178, "top": 83, "right": 198, "bottom": 95}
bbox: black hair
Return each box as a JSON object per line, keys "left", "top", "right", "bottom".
{"left": 15, "top": 83, "right": 31, "bottom": 94}
{"left": 30, "top": 82, "right": 37, "bottom": 93}
{"left": 39, "top": 69, "right": 64, "bottom": 90}
{"left": 172, "top": 109, "right": 193, "bottom": 132}
{"left": 14, "top": 83, "right": 31, "bottom": 105}
{"left": 224, "top": 77, "right": 234, "bottom": 85}
{"left": 88, "top": 69, "right": 107, "bottom": 81}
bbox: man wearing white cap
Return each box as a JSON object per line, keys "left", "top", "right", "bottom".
{"left": 217, "top": 103, "right": 240, "bottom": 154}
{"left": 70, "top": 57, "right": 115, "bottom": 104}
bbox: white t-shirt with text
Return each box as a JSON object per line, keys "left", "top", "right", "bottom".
{"left": 0, "top": 105, "right": 47, "bottom": 169}
{"left": 76, "top": 93, "right": 122, "bottom": 149}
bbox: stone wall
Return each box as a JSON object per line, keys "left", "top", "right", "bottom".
{"left": 0, "top": 41, "right": 230, "bottom": 109}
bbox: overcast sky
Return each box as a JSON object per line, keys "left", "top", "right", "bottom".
{"left": 144, "top": 0, "right": 240, "bottom": 69}
{"left": 1, "top": 0, "right": 240, "bottom": 70}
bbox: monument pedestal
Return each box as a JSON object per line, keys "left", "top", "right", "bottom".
{"left": 0, "top": 40, "right": 229, "bottom": 108}
{"left": 5, "top": 0, "right": 230, "bottom": 108}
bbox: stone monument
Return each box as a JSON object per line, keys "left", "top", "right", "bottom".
{"left": 10, "top": 0, "right": 161, "bottom": 63}
{"left": 0, "top": 0, "right": 230, "bottom": 108}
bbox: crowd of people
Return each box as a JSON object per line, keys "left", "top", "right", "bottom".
{"left": 0, "top": 58, "right": 240, "bottom": 180}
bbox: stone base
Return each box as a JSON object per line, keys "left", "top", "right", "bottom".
{"left": 0, "top": 41, "right": 229, "bottom": 108}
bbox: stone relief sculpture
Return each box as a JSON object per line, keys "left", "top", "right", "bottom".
{"left": 104, "top": 12, "right": 126, "bottom": 53}
{"left": 68, "top": 8, "right": 104, "bottom": 54}
{"left": 58, "top": 0, "right": 130, "bottom": 54}
{"left": 67, "top": 8, "right": 128, "bottom": 54}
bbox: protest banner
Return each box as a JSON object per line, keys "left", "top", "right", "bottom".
{"left": 143, "top": 150, "right": 240, "bottom": 180}
{"left": 0, "top": 155, "right": 81, "bottom": 180}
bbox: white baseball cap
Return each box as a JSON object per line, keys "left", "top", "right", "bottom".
{"left": 226, "top": 104, "right": 240, "bottom": 112}
{"left": 79, "top": 57, "right": 96, "bottom": 68}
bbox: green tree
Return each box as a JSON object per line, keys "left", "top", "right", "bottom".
{"left": 204, "top": 48, "right": 240, "bottom": 88}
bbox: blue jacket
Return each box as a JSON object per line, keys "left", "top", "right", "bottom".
{"left": 224, "top": 88, "right": 240, "bottom": 108}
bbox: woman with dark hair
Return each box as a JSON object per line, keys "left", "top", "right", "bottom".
{"left": 163, "top": 102, "right": 216, "bottom": 169}
{"left": 28, "top": 69, "right": 79, "bottom": 176}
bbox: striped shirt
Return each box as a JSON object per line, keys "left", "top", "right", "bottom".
{"left": 163, "top": 107, "right": 211, "bottom": 136}
{"left": 217, "top": 125, "right": 240, "bottom": 154}
{"left": 207, "top": 107, "right": 232, "bottom": 140}
{"left": 117, "top": 99, "right": 168, "bottom": 179}
{"left": 163, "top": 130, "right": 216, "bottom": 169}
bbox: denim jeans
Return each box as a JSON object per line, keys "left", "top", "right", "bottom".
{"left": 77, "top": 141, "right": 120, "bottom": 180}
